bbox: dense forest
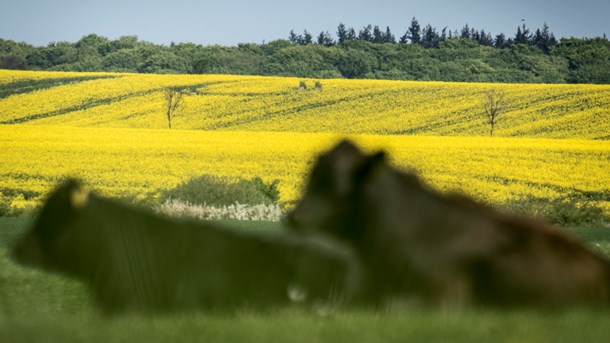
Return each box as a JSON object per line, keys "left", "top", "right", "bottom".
{"left": 1, "top": 19, "right": 609, "bottom": 84}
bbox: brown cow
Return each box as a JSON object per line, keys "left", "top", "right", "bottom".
{"left": 288, "top": 140, "right": 610, "bottom": 309}
{"left": 12, "top": 179, "right": 362, "bottom": 314}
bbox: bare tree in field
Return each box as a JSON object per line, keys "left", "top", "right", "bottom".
{"left": 164, "top": 87, "right": 184, "bottom": 129}
{"left": 482, "top": 89, "right": 508, "bottom": 137}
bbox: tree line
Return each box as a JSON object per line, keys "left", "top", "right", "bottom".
{"left": 291, "top": 19, "right": 559, "bottom": 52}
{"left": 0, "top": 19, "right": 609, "bottom": 84}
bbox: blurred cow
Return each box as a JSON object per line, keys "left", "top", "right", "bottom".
{"left": 288, "top": 140, "right": 610, "bottom": 309}
{"left": 12, "top": 179, "right": 362, "bottom": 314}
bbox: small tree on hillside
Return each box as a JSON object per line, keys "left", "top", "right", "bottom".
{"left": 482, "top": 89, "right": 509, "bottom": 137}
{"left": 164, "top": 87, "right": 184, "bottom": 129}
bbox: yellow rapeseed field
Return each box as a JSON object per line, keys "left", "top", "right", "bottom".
{"left": 1, "top": 125, "right": 608, "bottom": 215}
{"left": 0, "top": 70, "right": 608, "bottom": 217}
{"left": 1, "top": 70, "right": 609, "bottom": 139}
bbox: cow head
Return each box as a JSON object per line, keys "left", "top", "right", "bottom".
{"left": 288, "top": 140, "right": 386, "bottom": 242}
{"left": 12, "top": 179, "right": 92, "bottom": 276}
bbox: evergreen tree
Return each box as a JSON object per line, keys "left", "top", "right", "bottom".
{"left": 303, "top": 30, "right": 313, "bottom": 45}
{"left": 533, "top": 23, "right": 556, "bottom": 53}
{"left": 399, "top": 32, "right": 409, "bottom": 44}
{"left": 359, "top": 25, "right": 374, "bottom": 42}
{"left": 288, "top": 30, "right": 314, "bottom": 45}
{"left": 373, "top": 25, "right": 384, "bottom": 43}
{"left": 421, "top": 24, "right": 440, "bottom": 48}
{"left": 385, "top": 26, "right": 396, "bottom": 43}
{"left": 471, "top": 28, "right": 479, "bottom": 42}
{"left": 289, "top": 30, "right": 301, "bottom": 44}
{"left": 461, "top": 24, "right": 471, "bottom": 39}
{"left": 440, "top": 27, "right": 448, "bottom": 42}
{"left": 541, "top": 22, "right": 552, "bottom": 41}
{"left": 549, "top": 33, "right": 558, "bottom": 47}
{"left": 337, "top": 23, "right": 348, "bottom": 44}
{"left": 515, "top": 24, "right": 531, "bottom": 44}
{"left": 494, "top": 33, "right": 507, "bottom": 48}
{"left": 533, "top": 28, "right": 543, "bottom": 48}
{"left": 347, "top": 27, "right": 357, "bottom": 41}
{"left": 479, "top": 30, "right": 494, "bottom": 46}
{"left": 407, "top": 17, "right": 421, "bottom": 44}
{"left": 515, "top": 25, "right": 522, "bottom": 43}
{"left": 317, "top": 31, "right": 335, "bottom": 46}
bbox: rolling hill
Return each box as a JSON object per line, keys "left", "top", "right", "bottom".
{"left": 0, "top": 70, "right": 608, "bottom": 220}
{"left": 1, "top": 70, "right": 609, "bottom": 139}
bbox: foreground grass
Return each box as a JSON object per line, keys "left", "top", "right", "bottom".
{"left": 1, "top": 217, "right": 609, "bottom": 342}
{"left": 2, "top": 309, "right": 609, "bottom": 343}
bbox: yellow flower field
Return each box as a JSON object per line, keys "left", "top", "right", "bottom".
{"left": 1, "top": 70, "right": 608, "bottom": 218}
{"left": 1, "top": 70, "right": 609, "bottom": 139}
{"left": 0, "top": 70, "right": 110, "bottom": 85}
{"left": 1, "top": 125, "right": 608, "bottom": 215}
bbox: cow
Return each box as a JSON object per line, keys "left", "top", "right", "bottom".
{"left": 287, "top": 140, "right": 610, "bottom": 309}
{"left": 12, "top": 179, "right": 362, "bottom": 314}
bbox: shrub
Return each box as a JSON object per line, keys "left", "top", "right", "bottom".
{"left": 160, "top": 174, "right": 280, "bottom": 207}
{"left": 250, "top": 177, "right": 280, "bottom": 203}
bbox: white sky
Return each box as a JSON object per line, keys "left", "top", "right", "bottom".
{"left": 1, "top": 0, "right": 608, "bottom": 46}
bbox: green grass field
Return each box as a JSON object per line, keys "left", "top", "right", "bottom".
{"left": 1, "top": 217, "right": 609, "bottom": 343}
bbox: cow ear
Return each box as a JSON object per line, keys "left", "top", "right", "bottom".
{"left": 70, "top": 186, "right": 90, "bottom": 209}
{"left": 356, "top": 151, "right": 387, "bottom": 181}
{"left": 328, "top": 140, "right": 367, "bottom": 195}
{"left": 369, "top": 151, "right": 386, "bottom": 165}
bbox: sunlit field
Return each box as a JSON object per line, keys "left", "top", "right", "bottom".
{"left": 1, "top": 70, "right": 609, "bottom": 138}
{"left": 1, "top": 125, "right": 608, "bottom": 215}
